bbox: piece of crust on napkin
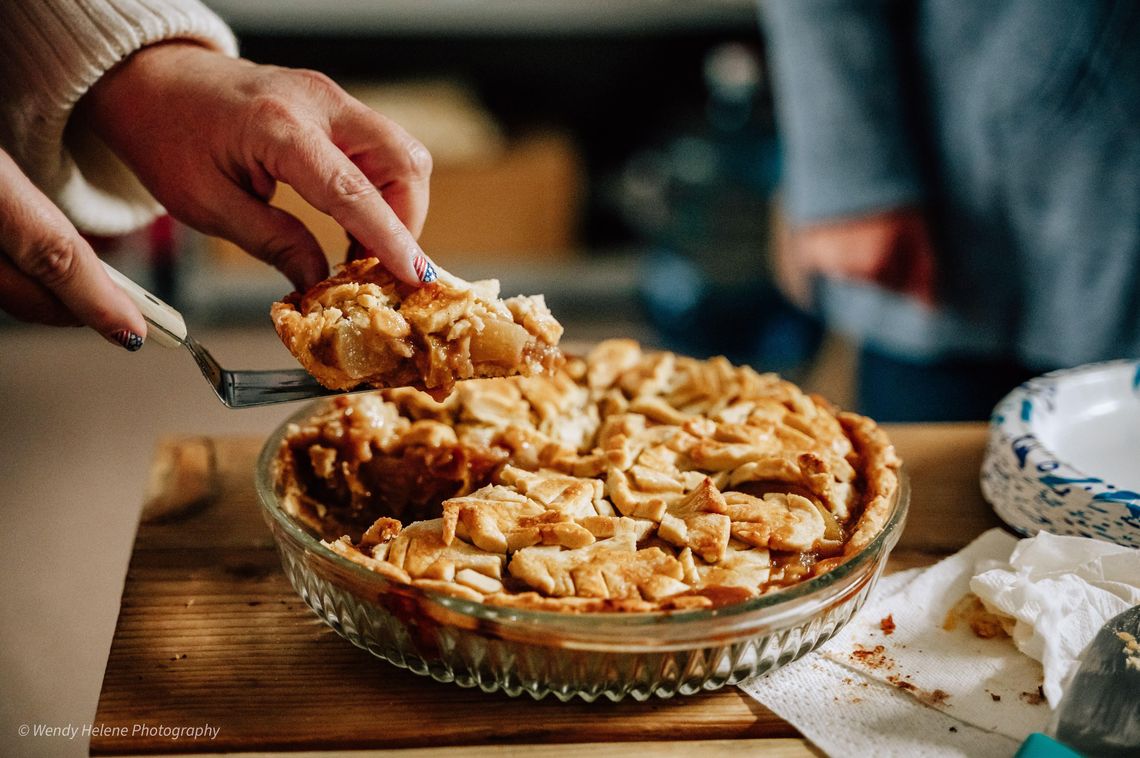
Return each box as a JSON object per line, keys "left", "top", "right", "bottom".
{"left": 271, "top": 257, "right": 564, "bottom": 396}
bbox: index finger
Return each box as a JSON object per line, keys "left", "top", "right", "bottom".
{"left": 333, "top": 104, "right": 432, "bottom": 239}
{"left": 261, "top": 126, "right": 427, "bottom": 285}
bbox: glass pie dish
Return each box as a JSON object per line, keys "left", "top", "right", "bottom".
{"left": 256, "top": 399, "right": 910, "bottom": 702}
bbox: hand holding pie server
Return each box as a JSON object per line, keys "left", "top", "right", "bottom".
{"left": 0, "top": 36, "right": 434, "bottom": 348}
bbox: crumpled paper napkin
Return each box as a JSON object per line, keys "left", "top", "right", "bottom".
{"left": 971, "top": 530, "right": 1140, "bottom": 706}
{"left": 739, "top": 528, "right": 1140, "bottom": 756}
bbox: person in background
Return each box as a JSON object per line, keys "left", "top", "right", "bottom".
{"left": 761, "top": 0, "right": 1140, "bottom": 421}
{"left": 0, "top": 0, "right": 434, "bottom": 351}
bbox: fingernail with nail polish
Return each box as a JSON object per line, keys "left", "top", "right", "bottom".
{"left": 111, "top": 329, "right": 144, "bottom": 352}
{"left": 413, "top": 255, "right": 437, "bottom": 283}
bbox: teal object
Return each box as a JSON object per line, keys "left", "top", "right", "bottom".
{"left": 1014, "top": 733, "right": 1083, "bottom": 758}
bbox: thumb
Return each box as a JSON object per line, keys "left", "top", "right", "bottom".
{"left": 0, "top": 150, "right": 146, "bottom": 348}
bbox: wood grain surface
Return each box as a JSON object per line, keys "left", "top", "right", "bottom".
{"left": 92, "top": 423, "right": 1003, "bottom": 756}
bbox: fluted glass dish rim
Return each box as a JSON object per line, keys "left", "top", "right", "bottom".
{"left": 251, "top": 398, "right": 907, "bottom": 702}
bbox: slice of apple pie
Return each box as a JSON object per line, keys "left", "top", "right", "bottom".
{"left": 271, "top": 257, "right": 564, "bottom": 395}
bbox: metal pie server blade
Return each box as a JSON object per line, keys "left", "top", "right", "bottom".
{"left": 100, "top": 260, "right": 354, "bottom": 408}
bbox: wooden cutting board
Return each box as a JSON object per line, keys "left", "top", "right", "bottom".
{"left": 91, "top": 423, "right": 1001, "bottom": 755}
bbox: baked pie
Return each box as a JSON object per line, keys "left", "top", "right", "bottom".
{"left": 271, "top": 257, "right": 564, "bottom": 395}
{"left": 275, "top": 339, "right": 901, "bottom": 612}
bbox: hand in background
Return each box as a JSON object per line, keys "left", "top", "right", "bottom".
{"left": 0, "top": 146, "right": 147, "bottom": 348}
{"left": 80, "top": 42, "right": 435, "bottom": 292}
{"left": 775, "top": 208, "right": 937, "bottom": 310}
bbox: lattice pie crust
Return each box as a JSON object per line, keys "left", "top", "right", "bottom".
{"left": 275, "top": 340, "right": 901, "bottom": 612}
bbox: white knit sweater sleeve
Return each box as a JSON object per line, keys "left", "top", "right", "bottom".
{"left": 0, "top": 0, "right": 238, "bottom": 235}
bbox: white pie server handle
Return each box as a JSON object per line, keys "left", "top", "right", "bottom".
{"left": 100, "top": 259, "right": 187, "bottom": 349}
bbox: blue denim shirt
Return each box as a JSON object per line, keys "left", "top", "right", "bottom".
{"left": 762, "top": 0, "right": 1140, "bottom": 368}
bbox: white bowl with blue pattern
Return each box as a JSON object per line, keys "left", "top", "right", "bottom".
{"left": 981, "top": 360, "right": 1140, "bottom": 548}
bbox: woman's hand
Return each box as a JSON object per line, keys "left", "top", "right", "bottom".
{"left": 0, "top": 146, "right": 146, "bottom": 348}
{"left": 775, "top": 208, "right": 937, "bottom": 309}
{"left": 80, "top": 43, "right": 435, "bottom": 291}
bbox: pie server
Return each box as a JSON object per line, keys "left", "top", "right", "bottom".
{"left": 1016, "top": 603, "right": 1140, "bottom": 757}
{"left": 102, "top": 260, "right": 347, "bottom": 408}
